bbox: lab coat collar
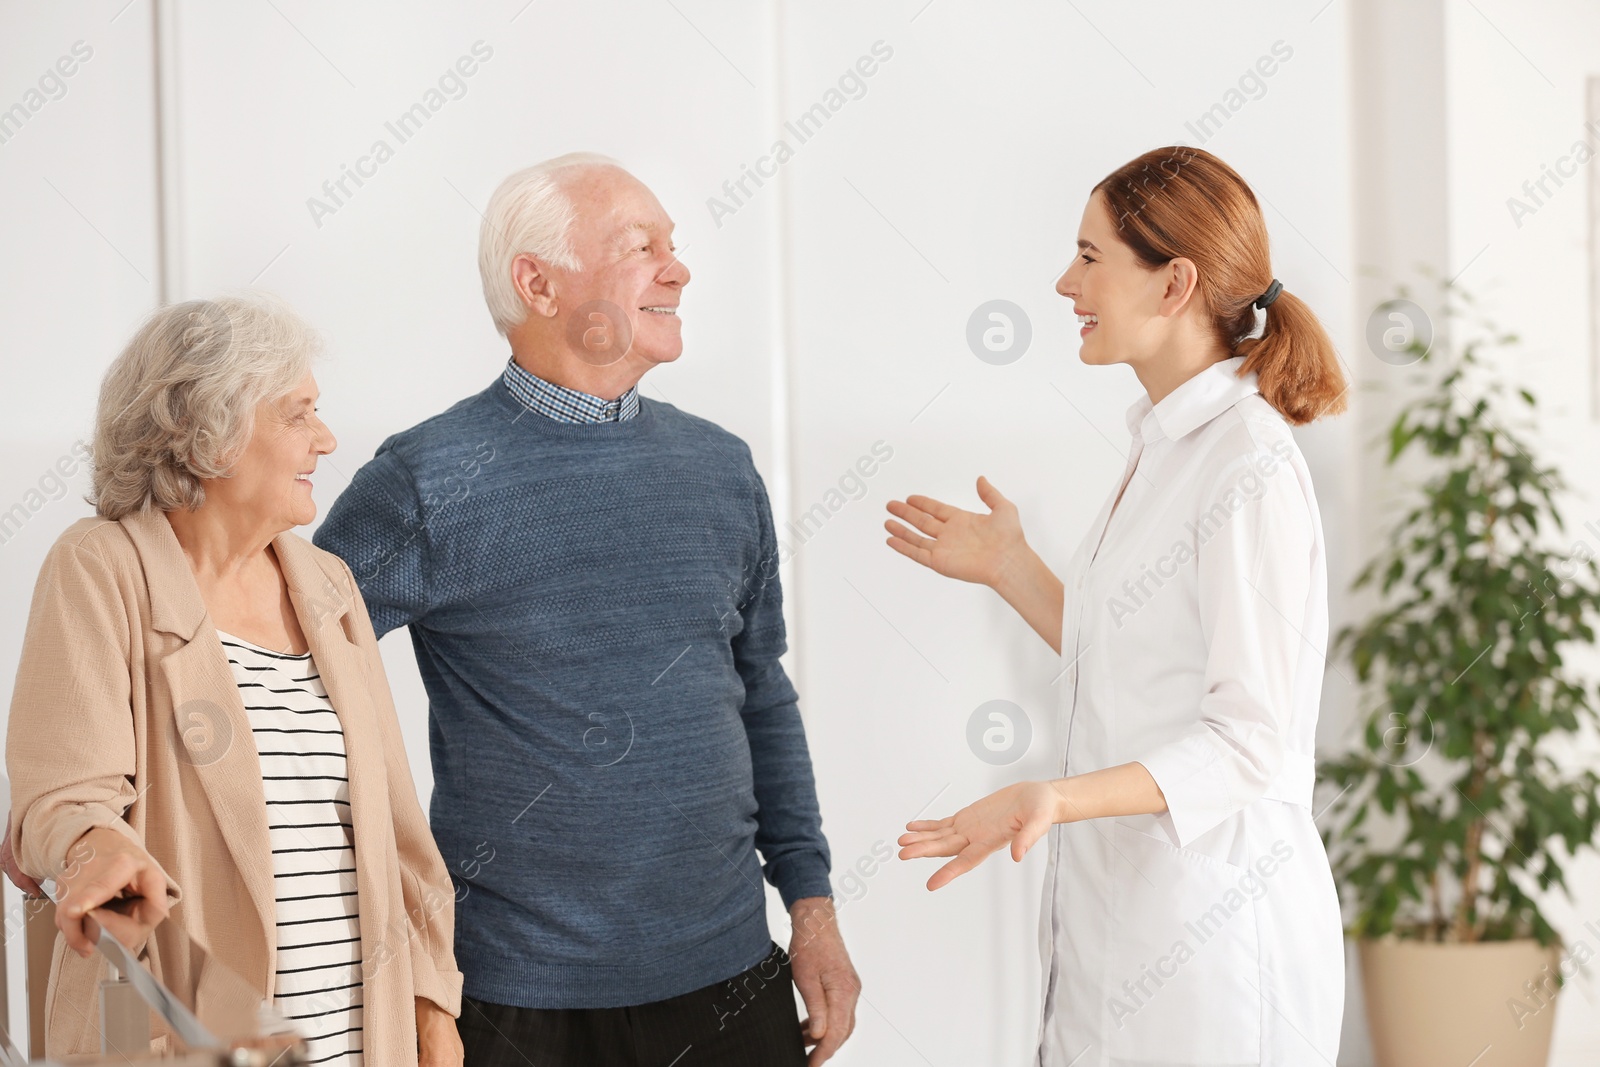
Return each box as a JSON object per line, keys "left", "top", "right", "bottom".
{"left": 1124, "top": 355, "right": 1260, "bottom": 443}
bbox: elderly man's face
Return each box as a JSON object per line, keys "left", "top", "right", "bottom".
{"left": 555, "top": 167, "right": 690, "bottom": 367}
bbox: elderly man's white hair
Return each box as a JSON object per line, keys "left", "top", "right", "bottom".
{"left": 478, "top": 152, "right": 626, "bottom": 337}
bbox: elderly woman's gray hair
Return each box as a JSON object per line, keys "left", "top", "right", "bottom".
{"left": 91, "top": 292, "right": 322, "bottom": 520}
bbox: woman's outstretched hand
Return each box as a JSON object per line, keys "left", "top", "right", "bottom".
{"left": 885, "top": 476, "right": 1026, "bottom": 589}
{"left": 898, "top": 781, "right": 1064, "bottom": 891}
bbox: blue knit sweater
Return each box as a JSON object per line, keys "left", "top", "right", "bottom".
{"left": 311, "top": 378, "right": 833, "bottom": 1009}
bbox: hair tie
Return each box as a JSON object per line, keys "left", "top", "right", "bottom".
{"left": 1254, "top": 279, "right": 1283, "bottom": 309}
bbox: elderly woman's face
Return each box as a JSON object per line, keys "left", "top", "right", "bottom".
{"left": 210, "top": 373, "right": 336, "bottom": 530}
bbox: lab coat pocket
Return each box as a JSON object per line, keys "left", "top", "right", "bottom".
{"left": 1104, "top": 822, "right": 1261, "bottom": 1066}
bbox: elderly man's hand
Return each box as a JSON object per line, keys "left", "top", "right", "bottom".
{"left": 787, "top": 897, "right": 859, "bottom": 1066}
{"left": 1, "top": 813, "right": 45, "bottom": 897}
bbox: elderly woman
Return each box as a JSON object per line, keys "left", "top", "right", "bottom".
{"left": 4, "top": 293, "right": 463, "bottom": 1065}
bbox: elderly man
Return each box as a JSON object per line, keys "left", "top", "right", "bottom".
{"left": 312, "top": 153, "right": 858, "bottom": 1066}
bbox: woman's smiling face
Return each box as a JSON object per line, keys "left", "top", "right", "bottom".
{"left": 206, "top": 372, "right": 337, "bottom": 532}
{"left": 1055, "top": 190, "right": 1176, "bottom": 368}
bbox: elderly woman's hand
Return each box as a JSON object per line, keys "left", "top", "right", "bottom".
{"left": 1, "top": 813, "right": 45, "bottom": 897}
{"left": 416, "top": 997, "right": 463, "bottom": 1067}
{"left": 54, "top": 825, "right": 171, "bottom": 958}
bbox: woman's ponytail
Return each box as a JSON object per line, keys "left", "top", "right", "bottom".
{"left": 1234, "top": 287, "right": 1348, "bottom": 425}
{"left": 1093, "top": 146, "right": 1349, "bottom": 426}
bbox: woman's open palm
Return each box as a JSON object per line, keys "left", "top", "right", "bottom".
{"left": 897, "top": 781, "right": 1061, "bottom": 891}
{"left": 885, "top": 476, "right": 1024, "bottom": 588}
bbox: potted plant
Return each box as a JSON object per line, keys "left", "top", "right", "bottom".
{"left": 1320, "top": 280, "right": 1600, "bottom": 1067}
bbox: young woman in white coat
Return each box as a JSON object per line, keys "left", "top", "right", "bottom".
{"left": 889, "top": 145, "right": 1348, "bottom": 1066}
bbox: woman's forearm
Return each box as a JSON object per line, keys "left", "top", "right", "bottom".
{"left": 1047, "top": 761, "right": 1168, "bottom": 824}
{"left": 991, "top": 542, "right": 1065, "bottom": 654}
{"left": 415, "top": 995, "right": 462, "bottom": 1064}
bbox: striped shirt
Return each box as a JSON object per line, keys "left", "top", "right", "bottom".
{"left": 218, "top": 631, "right": 364, "bottom": 1067}
{"left": 502, "top": 357, "right": 640, "bottom": 422}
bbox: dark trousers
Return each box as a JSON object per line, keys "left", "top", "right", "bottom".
{"left": 459, "top": 941, "right": 808, "bottom": 1067}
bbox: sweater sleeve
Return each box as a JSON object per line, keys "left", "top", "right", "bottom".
{"left": 733, "top": 468, "right": 833, "bottom": 908}
{"left": 313, "top": 450, "right": 432, "bottom": 639}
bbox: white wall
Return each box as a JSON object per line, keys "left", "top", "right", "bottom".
{"left": 773, "top": 4, "right": 1355, "bottom": 1063}
{"left": 5, "top": 1, "right": 1597, "bottom": 1065}
{"left": 0, "top": 0, "right": 160, "bottom": 1046}
{"left": 1440, "top": 1, "right": 1600, "bottom": 1060}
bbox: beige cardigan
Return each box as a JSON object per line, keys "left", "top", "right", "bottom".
{"left": 6, "top": 506, "right": 461, "bottom": 1061}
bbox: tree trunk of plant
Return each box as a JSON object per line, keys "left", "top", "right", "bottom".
{"left": 1453, "top": 732, "right": 1489, "bottom": 943}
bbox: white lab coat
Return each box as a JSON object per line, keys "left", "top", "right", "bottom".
{"left": 1034, "top": 357, "right": 1344, "bottom": 1066}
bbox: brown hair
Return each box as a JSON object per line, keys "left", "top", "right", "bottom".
{"left": 1092, "top": 146, "right": 1347, "bottom": 425}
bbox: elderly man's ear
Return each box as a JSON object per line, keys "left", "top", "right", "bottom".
{"left": 511, "top": 253, "right": 560, "bottom": 318}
